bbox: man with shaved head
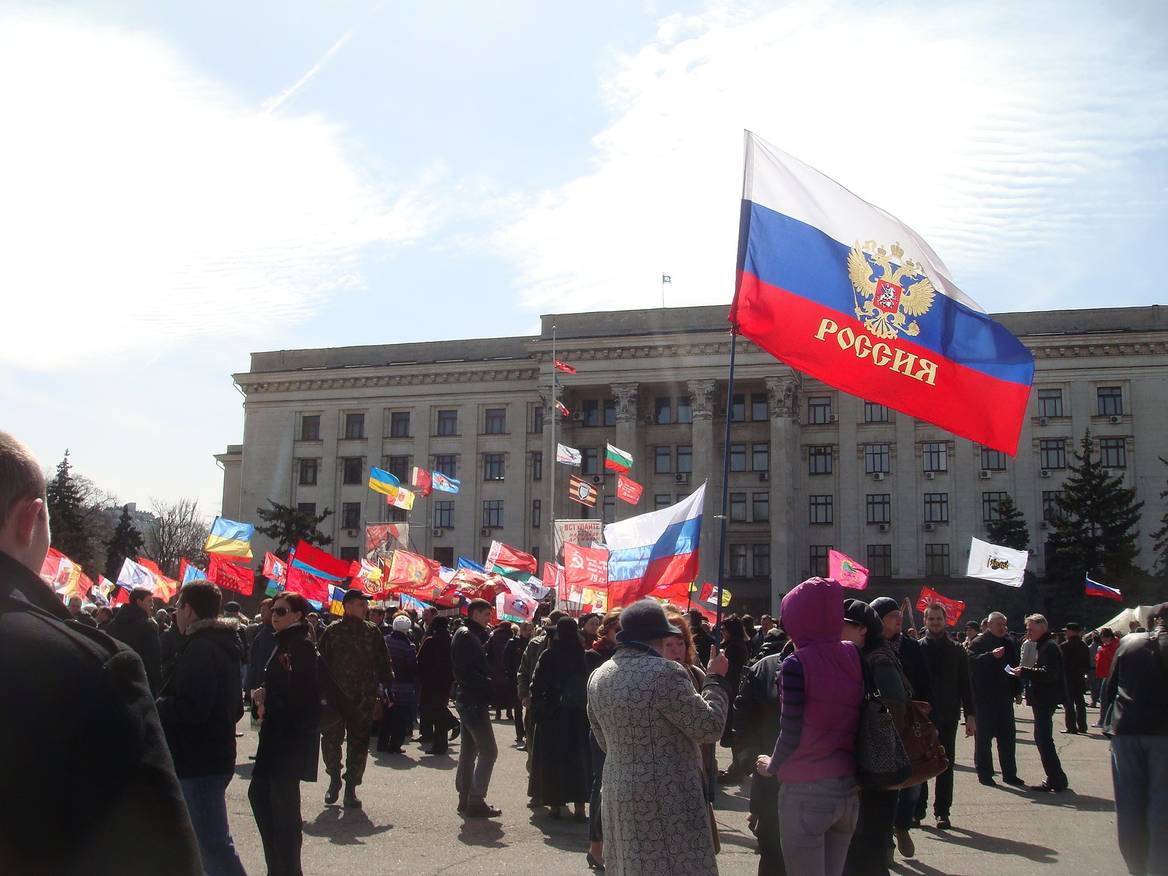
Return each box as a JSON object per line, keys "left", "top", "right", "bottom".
{"left": 968, "top": 611, "right": 1026, "bottom": 787}
{"left": 0, "top": 431, "right": 201, "bottom": 873}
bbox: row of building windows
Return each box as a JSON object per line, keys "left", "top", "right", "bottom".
{"left": 807, "top": 544, "right": 951, "bottom": 578}
{"left": 317, "top": 487, "right": 1071, "bottom": 539}
{"left": 296, "top": 434, "right": 1125, "bottom": 495}
{"left": 297, "top": 384, "right": 1130, "bottom": 444}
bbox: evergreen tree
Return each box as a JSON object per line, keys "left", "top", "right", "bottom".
{"left": 105, "top": 504, "right": 145, "bottom": 581}
{"left": 1151, "top": 455, "right": 1168, "bottom": 577}
{"left": 46, "top": 450, "right": 96, "bottom": 571}
{"left": 1047, "top": 431, "right": 1144, "bottom": 602}
{"left": 255, "top": 500, "right": 333, "bottom": 554}
{"left": 986, "top": 495, "right": 1030, "bottom": 551}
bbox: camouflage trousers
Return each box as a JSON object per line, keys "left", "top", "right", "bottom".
{"left": 321, "top": 702, "right": 374, "bottom": 786}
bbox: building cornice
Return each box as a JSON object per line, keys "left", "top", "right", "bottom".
{"left": 235, "top": 329, "right": 1168, "bottom": 395}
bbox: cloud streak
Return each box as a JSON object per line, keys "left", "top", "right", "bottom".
{"left": 494, "top": 0, "right": 1168, "bottom": 315}
{"left": 0, "top": 10, "right": 436, "bottom": 371}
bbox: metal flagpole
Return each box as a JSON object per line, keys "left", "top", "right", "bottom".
{"left": 550, "top": 323, "right": 557, "bottom": 573}
{"left": 709, "top": 324, "right": 738, "bottom": 804}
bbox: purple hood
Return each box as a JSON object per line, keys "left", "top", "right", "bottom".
{"left": 780, "top": 577, "right": 844, "bottom": 648}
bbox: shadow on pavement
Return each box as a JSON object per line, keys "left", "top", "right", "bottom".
{"left": 414, "top": 752, "right": 457, "bottom": 770}
{"left": 1027, "top": 791, "right": 1115, "bottom": 812}
{"left": 371, "top": 751, "right": 421, "bottom": 770}
{"left": 458, "top": 818, "right": 506, "bottom": 848}
{"left": 892, "top": 859, "right": 967, "bottom": 876}
{"left": 920, "top": 825, "right": 1056, "bottom": 863}
{"left": 233, "top": 762, "right": 254, "bottom": 781}
{"left": 526, "top": 809, "right": 588, "bottom": 853}
{"left": 303, "top": 807, "right": 393, "bottom": 845}
{"left": 714, "top": 792, "right": 751, "bottom": 813}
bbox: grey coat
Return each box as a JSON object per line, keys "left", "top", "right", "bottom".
{"left": 587, "top": 646, "right": 729, "bottom": 876}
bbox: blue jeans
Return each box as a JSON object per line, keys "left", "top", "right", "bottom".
{"left": 1111, "top": 735, "right": 1168, "bottom": 876}
{"left": 180, "top": 774, "right": 247, "bottom": 876}
{"left": 778, "top": 775, "right": 859, "bottom": 876}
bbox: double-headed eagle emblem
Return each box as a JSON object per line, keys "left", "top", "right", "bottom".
{"left": 847, "top": 241, "right": 937, "bottom": 339}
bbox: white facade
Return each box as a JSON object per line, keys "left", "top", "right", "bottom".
{"left": 219, "top": 304, "right": 1168, "bottom": 614}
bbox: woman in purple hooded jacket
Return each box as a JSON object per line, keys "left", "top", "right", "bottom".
{"left": 755, "top": 577, "right": 865, "bottom": 876}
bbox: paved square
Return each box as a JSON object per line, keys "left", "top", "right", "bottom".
{"left": 227, "top": 704, "right": 1123, "bottom": 874}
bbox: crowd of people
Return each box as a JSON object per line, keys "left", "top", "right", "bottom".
{"left": 3, "top": 429, "right": 1167, "bottom": 876}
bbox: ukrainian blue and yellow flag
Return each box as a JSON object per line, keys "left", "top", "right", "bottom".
{"left": 368, "top": 467, "right": 401, "bottom": 496}
{"left": 204, "top": 517, "right": 255, "bottom": 561}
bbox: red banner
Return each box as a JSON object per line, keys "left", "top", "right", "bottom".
{"left": 261, "top": 552, "right": 287, "bottom": 583}
{"left": 207, "top": 554, "right": 254, "bottom": 596}
{"left": 564, "top": 543, "right": 608, "bottom": 592}
{"left": 284, "top": 564, "right": 329, "bottom": 603}
{"left": 543, "top": 561, "right": 566, "bottom": 603}
{"left": 293, "top": 540, "right": 355, "bottom": 579}
{"left": 916, "top": 586, "right": 965, "bottom": 626}
{"left": 387, "top": 550, "right": 440, "bottom": 593}
{"left": 616, "top": 474, "right": 643, "bottom": 505}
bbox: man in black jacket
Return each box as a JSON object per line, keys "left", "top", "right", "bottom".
{"left": 918, "top": 603, "right": 976, "bottom": 829}
{"left": 106, "top": 586, "right": 163, "bottom": 695}
{"left": 1101, "top": 602, "right": 1168, "bottom": 874}
{"left": 1017, "top": 614, "right": 1069, "bottom": 792}
{"left": 451, "top": 598, "right": 501, "bottom": 817}
{"left": 737, "top": 628, "right": 791, "bottom": 875}
{"left": 157, "top": 581, "right": 247, "bottom": 875}
{"left": 0, "top": 430, "right": 201, "bottom": 875}
{"left": 1060, "top": 622, "right": 1092, "bottom": 734}
{"left": 968, "top": 611, "right": 1025, "bottom": 786}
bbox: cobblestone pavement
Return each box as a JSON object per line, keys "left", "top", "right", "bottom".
{"left": 226, "top": 704, "right": 1124, "bottom": 875}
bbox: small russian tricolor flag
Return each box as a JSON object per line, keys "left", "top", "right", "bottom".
{"left": 1085, "top": 576, "right": 1122, "bottom": 601}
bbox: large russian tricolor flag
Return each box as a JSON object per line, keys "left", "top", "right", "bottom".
{"left": 604, "top": 484, "right": 705, "bottom": 608}
{"left": 729, "top": 132, "right": 1034, "bottom": 454}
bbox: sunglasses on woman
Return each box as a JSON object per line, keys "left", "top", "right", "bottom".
{"left": 272, "top": 606, "right": 292, "bottom": 617}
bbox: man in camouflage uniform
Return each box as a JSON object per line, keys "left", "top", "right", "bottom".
{"left": 318, "top": 589, "right": 393, "bottom": 809}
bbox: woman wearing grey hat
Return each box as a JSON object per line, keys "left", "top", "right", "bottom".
{"left": 587, "top": 599, "right": 731, "bottom": 875}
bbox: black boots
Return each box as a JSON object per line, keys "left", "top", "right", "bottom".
{"left": 325, "top": 776, "right": 342, "bottom": 805}
{"left": 344, "top": 783, "right": 362, "bottom": 809}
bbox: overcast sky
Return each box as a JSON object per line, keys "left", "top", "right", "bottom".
{"left": 2, "top": 0, "right": 1165, "bottom": 516}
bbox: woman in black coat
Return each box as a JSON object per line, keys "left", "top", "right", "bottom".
{"left": 249, "top": 592, "right": 320, "bottom": 876}
{"left": 528, "top": 617, "right": 592, "bottom": 819}
{"left": 416, "top": 616, "right": 456, "bottom": 755}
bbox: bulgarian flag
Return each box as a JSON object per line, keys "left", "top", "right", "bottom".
{"left": 555, "top": 400, "right": 570, "bottom": 417}
{"left": 604, "top": 443, "right": 633, "bottom": 473}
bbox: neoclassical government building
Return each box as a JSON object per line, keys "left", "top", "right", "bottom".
{"left": 218, "top": 304, "right": 1167, "bottom": 614}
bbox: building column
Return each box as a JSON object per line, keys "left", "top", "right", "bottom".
{"left": 687, "top": 379, "right": 717, "bottom": 588}
{"left": 539, "top": 387, "right": 557, "bottom": 564}
{"left": 611, "top": 383, "right": 639, "bottom": 522}
{"left": 767, "top": 374, "right": 800, "bottom": 614}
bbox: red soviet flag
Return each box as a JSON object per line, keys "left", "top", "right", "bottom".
{"left": 616, "top": 474, "right": 643, "bottom": 505}
{"left": 207, "top": 554, "right": 255, "bottom": 596}
{"left": 916, "top": 586, "right": 965, "bottom": 626}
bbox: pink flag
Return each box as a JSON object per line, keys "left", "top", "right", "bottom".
{"left": 828, "top": 549, "right": 869, "bottom": 590}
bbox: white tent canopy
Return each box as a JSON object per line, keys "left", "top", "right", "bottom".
{"left": 1098, "top": 605, "right": 1159, "bottom": 633}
